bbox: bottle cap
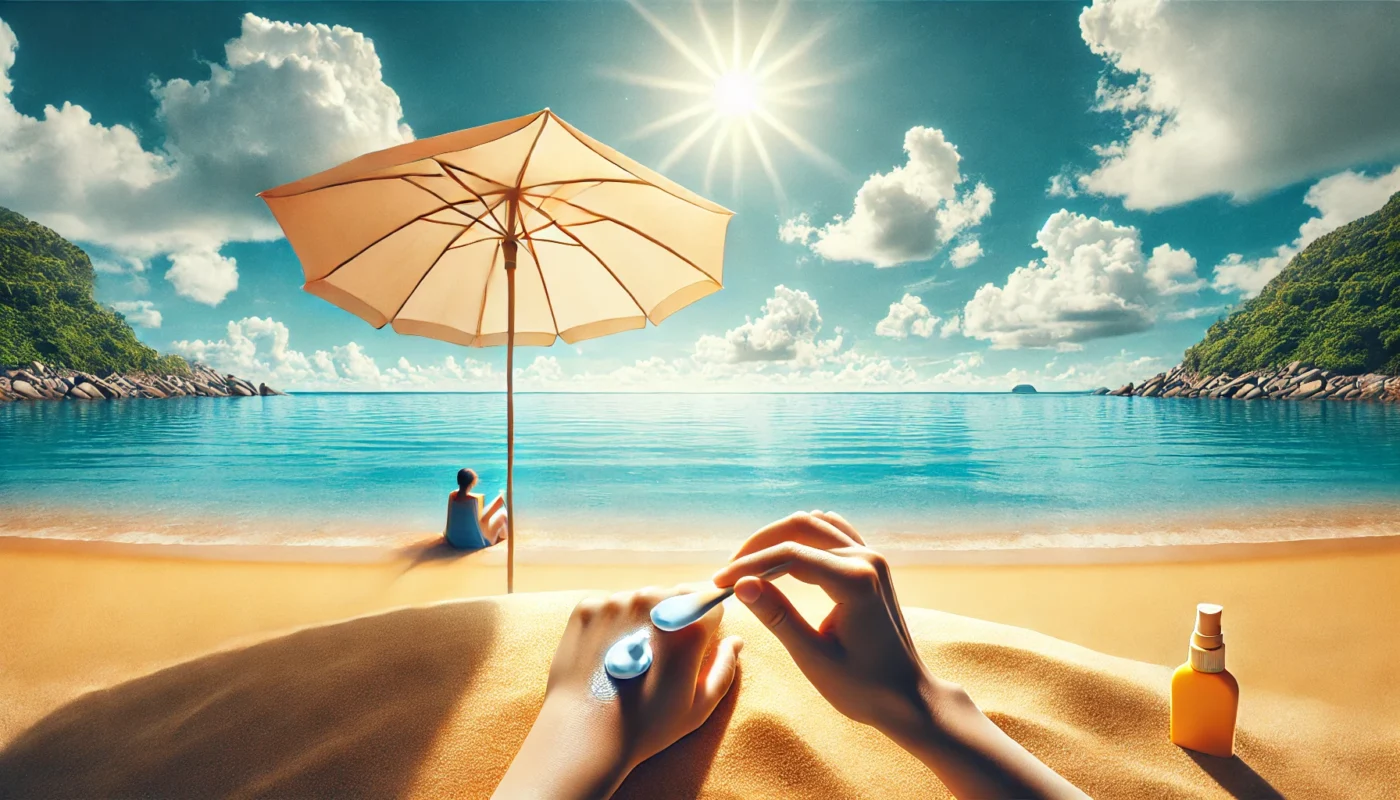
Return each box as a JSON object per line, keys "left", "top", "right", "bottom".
{"left": 1189, "top": 603, "right": 1226, "bottom": 673}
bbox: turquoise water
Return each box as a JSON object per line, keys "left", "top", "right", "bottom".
{"left": 2, "top": 393, "right": 1399, "bottom": 549}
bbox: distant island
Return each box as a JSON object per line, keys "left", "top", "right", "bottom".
{"left": 1112, "top": 191, "right": 1400, "bottom": 403}
{"left": 0, "top": 207, "right": 278, "bottom": 402}
{"left": 1011, "top": 384, "right": 1038, "bottom": 394}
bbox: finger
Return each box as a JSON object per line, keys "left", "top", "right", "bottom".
{"left": 728, "top": 513, "right": 858, "bottom": 563}
{"left": 714, "top": 541, "right": 872, "bottom": 602}
{"left": 812, "top": 511, "right": 866, "bottom": 545}
{"left": 733, "top": 576, "right": 825, "bottom": 663}
{"left": 693, "top": 635, "right": 743, "bottom": 714}
{"left": 655, "top": 597, "right": 725, "bottom": 681}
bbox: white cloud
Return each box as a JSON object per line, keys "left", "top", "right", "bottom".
{"left": 1165, "top": 305, "right": 1228, "bottom": 322}
{"left": 948, "top": 238, "right": 984, "bottom": 268}
{"left": 164, "top": 247, "right": 239, "bottom": 305}
{"left": 170, "top": 316, "right": 498, "bottom": 391}
{"left": 780, "top": 127, "right": 993, "bottom": 267}
{"left": 962, "top": 210, "right": 1201, "bottom": 349}
{"left": 1077, "top": 0, "right": 1400, "bottom": 209}
{"left": 692, "top": 285, "right": 841, "bottom": 365}
{"left": 1047, "top": 172, "right": 1079, "bottom": 199}
{"left": 1214, "top": 165, "right": 1400, "bottom": 298}
{"left": 111, "top": 300, "right": 162, "bottom": 328}
{"left": 0, "top": 14, "right": 412, "bottom": 305}
{"left": 875, "top": 294, "right": 939, "bottom": 339}
{"left": 939, "top": 315, "right": 962, "bottom": 339}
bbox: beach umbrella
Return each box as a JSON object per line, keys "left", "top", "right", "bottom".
{"left": 259, "top": 109, "right": 733, "bottom": 592}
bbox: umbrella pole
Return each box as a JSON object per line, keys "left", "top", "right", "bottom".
{"left": 505, "top": 240, "right": 517, "bottom": 594}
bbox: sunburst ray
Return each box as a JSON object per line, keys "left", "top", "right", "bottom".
{"left": 617, "top": 0, "right": 844, "bottom": 201}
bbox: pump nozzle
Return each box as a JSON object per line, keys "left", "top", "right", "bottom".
{"left": 1189, "top": 603, "right": 1226, "bottom": 672}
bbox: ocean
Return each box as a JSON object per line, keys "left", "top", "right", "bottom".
{"left": 3, "top": 392, "right": 1398, "bottom": 551}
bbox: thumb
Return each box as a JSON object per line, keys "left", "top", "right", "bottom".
{"left": 734, "top": 577, "right": 822, "bottom": 662}
{"left": 694, "top": 635, "right": 743, "bottom": 714}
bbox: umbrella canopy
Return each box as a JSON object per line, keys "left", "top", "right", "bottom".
{"left": 260, "top": 109, "right": 733, "bottom": 591}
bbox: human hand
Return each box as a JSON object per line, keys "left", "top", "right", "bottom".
{"left": 713, "top": 512, "right": 1088, "bottom": 800}
{"left": 493, "top": 587, "right": 743, "bottom": 800}
{"left": 710, "top": 512, "right": 934, "bottom": 743}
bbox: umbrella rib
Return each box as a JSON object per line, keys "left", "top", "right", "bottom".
{"left": 405, "top": 178, "right": 502, "bottom": 235}
{"left": 520, "top": 177, "right": 648, "bottom": 193}
{"left": 513, "top": 114, "right": 552, "bottom": 193}
{"left": 519, "top": 195, "right": 648, "bottom": 319}
{"left": 269, "top": 173, "right": 443, "bottom": 198}
{"left": 314, "top": 200, "right": 458, "bottom": 282}
{"left": 518, "top": 233, "right": 562, "bottom": 338}
{"left": 383, "top": 231, "right": 464, "bottom": 325}
{"left": 552, "top": 117, "right": 733, "bottom": 217}
{"left": 474, "top": 240, "right": 503, "bottom": 342}
{"left": 550, "top": 196, "right": 721, "bottom": 284}
{"left": 434, "top": 164, "right": 512, "bottom": 236}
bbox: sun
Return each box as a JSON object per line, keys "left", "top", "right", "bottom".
{"left": 713, "top": 70, "right": 762, "bottom": 118}
{"left": 612, "top": 0, "right": 845, "bottom": 200}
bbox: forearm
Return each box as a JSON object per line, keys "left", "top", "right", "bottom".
{"left": 886, "top": 676, "right": 1087, "bottom": 800}
{"left": 493, "top": 701, "right": 631, "bottom": 800}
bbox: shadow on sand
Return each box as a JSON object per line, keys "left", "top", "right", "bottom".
{"left": 0, "top": 601, "right": 500, "bottom": 799}
{"left": 1187, "top": 750, "right": 1284, "bottom": 799}
{"left": 393, "top": 536, "right": 503, "bottom": 577}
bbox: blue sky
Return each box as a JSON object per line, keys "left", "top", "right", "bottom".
{"left": 2, "top": 1, "right": 1398, "bottom": 391}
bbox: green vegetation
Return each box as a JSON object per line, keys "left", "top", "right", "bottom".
{"left": 0, "top": 206, "right": 187, "bottom": 375}
{"left": 1184, "top": 191, "right": 1400, "bottom": 376}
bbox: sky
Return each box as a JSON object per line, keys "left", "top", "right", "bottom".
{"left": 2, "top": 0, "right": 1399, "bottom": 392}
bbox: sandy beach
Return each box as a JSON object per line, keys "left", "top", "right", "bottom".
{"left": 1, "top": 531, "right": 1398, "bottom": 798}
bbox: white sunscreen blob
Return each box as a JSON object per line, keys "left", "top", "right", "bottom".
{"left": 603, "top": 629, "right": 653, "bottom": 680}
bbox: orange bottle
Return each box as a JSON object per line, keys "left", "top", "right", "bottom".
{"left": 1170, "top": 603, "right": 1238, "bottom": 757}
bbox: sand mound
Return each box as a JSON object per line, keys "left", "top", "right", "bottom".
{"left": 0, "top": 592, "right": 1393, "bottom": 799}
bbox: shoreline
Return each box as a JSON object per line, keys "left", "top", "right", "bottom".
{"left": 5, "top": 526, "right": 1400, "bottom": 568}
{"left": 2, "top": 500, "right": 1398, "bottom": 565}
{"left": 1112, "top": 361, "right": 1399, "bottom": 402}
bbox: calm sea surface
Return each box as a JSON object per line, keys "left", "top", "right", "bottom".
{"left": 3, "top": 393, "right": 1399, "bottom": 549}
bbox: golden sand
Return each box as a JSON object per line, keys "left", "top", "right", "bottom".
{"left": 1, "top": 534, "right": 1397, "bottom": 798}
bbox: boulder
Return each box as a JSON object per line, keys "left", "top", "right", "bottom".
{"left": 232, "top": 384, "right": 254, "bottom": 397}
{"left": 11, "top": 380, "right": 42, "bottom": 400}
{"left": 1293, "top": 379, "right": 1325, "bottom": 400}
{"left": 1285, "top": 360, "right": 1303, "bottom": 376}
{"left": 30, "top": 360, "right": 49, "bottom": 376}
{"left": 1241, "top": 386, "right": 1264, "bottom": 400}
{"left": 67, "top": 385, "right": 93, "bottom": 400}
{"left": 1290, "top": 368, "right": 1322, "bottom": 387}
{"left": 76, "top": 382, "right": 106, "bottom": 400}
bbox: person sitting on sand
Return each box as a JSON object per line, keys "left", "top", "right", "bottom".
{"left": 443, "top": 468, "right": 507, "bottom": 550}
{"left": 494, "top": 511, "right": 1087, "bottom": 799}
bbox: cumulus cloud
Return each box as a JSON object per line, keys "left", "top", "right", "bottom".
{"left": 962, "top": 210, "right": 1201, "bottom": 349}
{"left": 1214, "top": 165, "right": 1400, "bottom": 298}
{"left": 780, "top": 127, "right": 993, "bottom": 267}
{"left": 1077, "top": 0, "right": 1400, "bottom": 209}
{"left": 939, "top": 316, "right": 962, "bottom": 339}
{"left": 170, "top": 316, "right": 497, "bottom": 391}
{"left": 692, "top": 285, "right": 842, "bottom": 366}
{"left": 1047, "top": 172, "right": 1079, "bottom": 199}
{"left": 111, "top": 300, "right": 161, "bottom": 328}
{"left": 875, "top": 294, "right": 939, "bottom": 339}
{"left": 0, "top": 14, "right": 412, "bottom": 305}
{"left": 948, "top": 239, "right": 984, "bottom": 268}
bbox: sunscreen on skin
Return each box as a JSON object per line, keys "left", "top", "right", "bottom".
{"left": 1170, "top": 603, "right": 1239, "bottom": 757}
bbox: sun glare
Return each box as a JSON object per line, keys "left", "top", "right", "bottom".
{"left": 714, "top": 70, "right": 761, "bottom": 117}
{"left": 614, "top": 0, "right": 845, "bottom": 199}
